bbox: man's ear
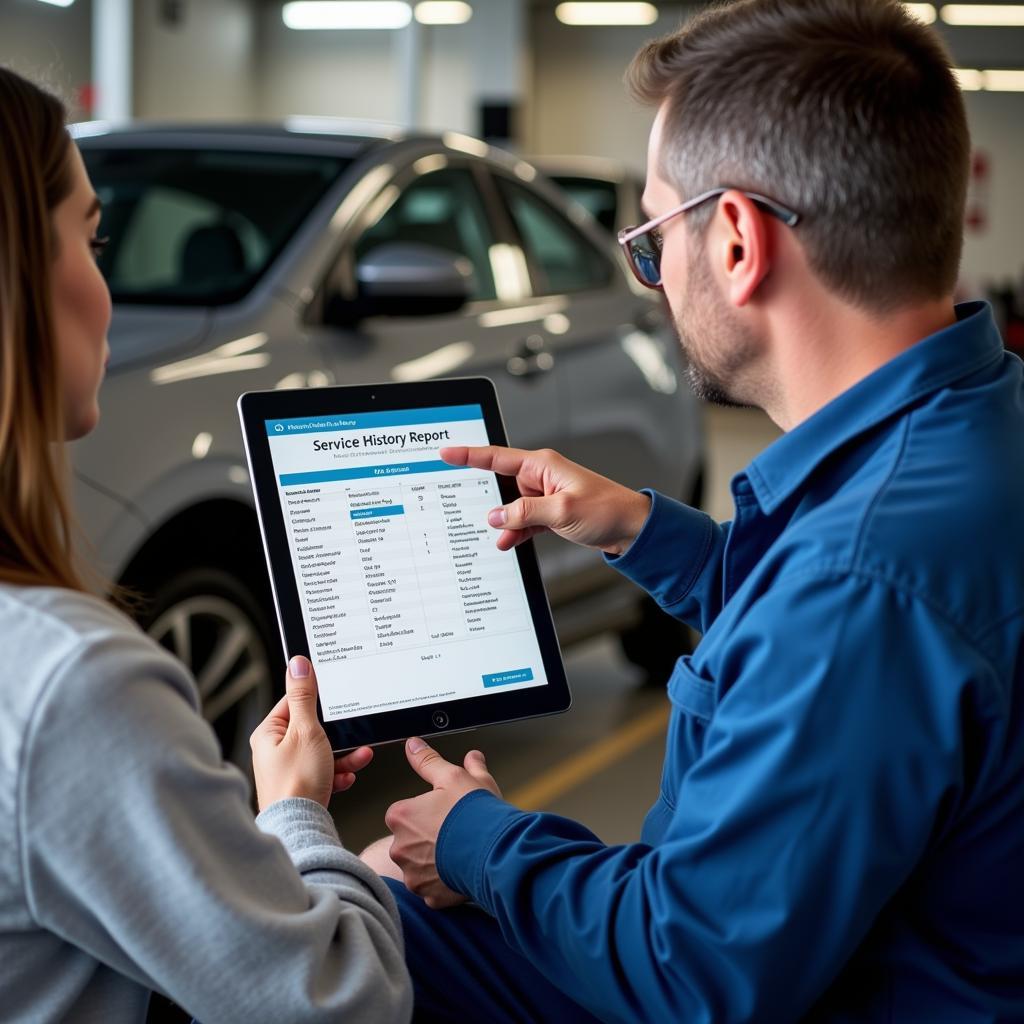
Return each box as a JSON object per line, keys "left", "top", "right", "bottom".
{"left": 713, "top": 191, "right": 772, "bottom": 307}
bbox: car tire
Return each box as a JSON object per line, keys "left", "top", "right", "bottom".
{"left": 137, "top": 566, "right": 279, "bottom": 774}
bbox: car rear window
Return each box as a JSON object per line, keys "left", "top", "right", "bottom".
{"left": 82, "top": 148, "right": 350, "bottom": 305}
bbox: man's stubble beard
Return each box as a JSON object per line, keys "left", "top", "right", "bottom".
{"left": 671, "top": 246, "right": 761, "bottom": 409}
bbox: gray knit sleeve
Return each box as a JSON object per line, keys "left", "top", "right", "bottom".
{"left": 19, "top": 627, "right": 411, "bottom": 1024}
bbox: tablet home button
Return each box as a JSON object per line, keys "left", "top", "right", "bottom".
{"left": 431, "top": 709, "right": 450, "bottom": 730}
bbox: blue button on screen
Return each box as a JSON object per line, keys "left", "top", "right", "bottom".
{"left": 483, "top": 668, "right": 535, "bottom": 688}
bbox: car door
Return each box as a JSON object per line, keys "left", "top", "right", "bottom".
{"left": 305, "top": 156, "right": 564, "bottom": 456}
{"left": 485, "top": 168, "right": 694, "bottom": 588}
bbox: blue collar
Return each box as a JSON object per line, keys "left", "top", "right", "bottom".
{"left": 743, "top": 302, "right": 1005, "bottom": 514}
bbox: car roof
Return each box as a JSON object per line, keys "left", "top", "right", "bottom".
{"left": 530, "top": 155, "right": 638, "bottom": 184}
{"left": 70, "top": 117, "right": 428, "bottom": 156}
{"left": 71, "top": 119, "right": 545, "bottom": 184}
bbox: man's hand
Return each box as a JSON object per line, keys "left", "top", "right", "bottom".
{"left": 250, "top": 656, "right": 373, "bottom": 811}
{"left": 385, "top": 737, "right": 501, "bottom": 909}
{"left": 440, "top": 445, "right": 650, "bottom": 556}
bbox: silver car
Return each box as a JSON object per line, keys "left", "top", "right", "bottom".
{"left": 73, "top": 120, "right": 705, "bottom": 765}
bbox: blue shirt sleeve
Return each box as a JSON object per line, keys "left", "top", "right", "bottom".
{"left": 605, "top": 489, "right": 730, "bottom": 634}
{"left": 436, "top": 572, "right": 999, "bottom": 1024}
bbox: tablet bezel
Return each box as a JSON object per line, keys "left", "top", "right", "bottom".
{"left": 238, "top": 376, "right": 571, "bottom": 751}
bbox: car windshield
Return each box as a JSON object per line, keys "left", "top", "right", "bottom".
{"left": 82, "top": 148, "right": 350, "bottom": 305}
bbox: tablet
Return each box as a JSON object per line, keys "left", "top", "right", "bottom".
{"left": 238, "top": 377, "right": 571, "bottom": 751}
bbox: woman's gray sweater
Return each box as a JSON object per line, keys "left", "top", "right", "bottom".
{"left": 0, "top": 583, "right": 411, "bottom": 1023}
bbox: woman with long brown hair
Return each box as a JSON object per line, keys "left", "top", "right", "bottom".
{"left": 0, "top": 66, "right": 410, "bottom": 1024}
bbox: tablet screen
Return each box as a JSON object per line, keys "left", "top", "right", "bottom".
{"left": 264, "top": 404, "right": 549, "bottom": 722}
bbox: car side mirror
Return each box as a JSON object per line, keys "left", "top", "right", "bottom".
{"left": 325, "top": 242, "right": 474, "bottom": 325}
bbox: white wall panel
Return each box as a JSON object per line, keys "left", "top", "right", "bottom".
{"left": 255, "top": 5, "right": 401, "bottom": 122}
{"left": 133, "top": 0, "right": 256, "bottom": 120}
{"left": 525, "top": 5, "right": 692, "bottom": 169}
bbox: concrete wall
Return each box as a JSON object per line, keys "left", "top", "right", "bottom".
{"left": 0, "top": 0, "right": 94, "bottom": 119}
{"left": 254, "top": 8, "right": 476, "bottom": 133}
{"left": 525, "top": 5, "right": 691, "bottom": 168}
{"left": 133, "top": 0, "right": 257, "bottom": 120}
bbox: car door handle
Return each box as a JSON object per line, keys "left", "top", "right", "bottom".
{"left": 507, "top": 334, "right": 555, "bottom": 377}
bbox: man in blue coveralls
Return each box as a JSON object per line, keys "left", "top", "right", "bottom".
{"left": 361, "top": 0, "right": 1024, "bottom": 1019}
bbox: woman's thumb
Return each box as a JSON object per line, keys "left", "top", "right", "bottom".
{"left": 285, "top": 656, "right": 320, "bottom": 730}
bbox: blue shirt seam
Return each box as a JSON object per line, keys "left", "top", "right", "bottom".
{"left": 851, "top": 414, "right": 912, "bottom": 569}
{"left": 661, "top": 513, "right": 716, "bottom": 611}
{"left": 436, "top": 788, "right": 486, "bottom": 889}
{"left": 437, "top": 790, "right": 519, "bottom": 901}
{"left": 474, "top": 808, "right": 525, "bottom": 903}
{"left": 768, "top": 563, "right": 1004, "bottom": 711}
{"left": 976, "top": 605, "right": 1024, "bottom": 647}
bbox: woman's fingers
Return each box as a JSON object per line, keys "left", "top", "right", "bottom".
{"left": 334, "top": 745, "right": 373, "bottom": 774}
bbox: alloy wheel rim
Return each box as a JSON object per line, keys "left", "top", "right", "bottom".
{"left": 147, "top": 594, "right": 273, "bottom": 767}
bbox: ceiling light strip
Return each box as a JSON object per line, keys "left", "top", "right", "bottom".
{"left": 941, "top": 4, "right": 1024, "bottom": 27}
{"left": 952, "top": 68, "right": 1024, "bottom": 92}
{"left": 414, "top": 1, "right": 472, "bottom": 24}
{"left": 983, "top": 69, "right": 1024, "bottom": 91}
{"left": 555, "top": 3, "right": 659, "bottom": 27}
{"left": 282, "top": 2, "right": 412, "bottom": 30}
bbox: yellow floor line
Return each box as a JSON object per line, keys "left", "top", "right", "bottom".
{"left": 506, "top": 703, "right": 671, "bottom": 811}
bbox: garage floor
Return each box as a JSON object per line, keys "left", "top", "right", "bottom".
{"left": 335, "top": 404, "right": 782, "bottom": 853}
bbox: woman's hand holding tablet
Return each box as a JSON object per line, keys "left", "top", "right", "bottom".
{"left": 238, "top": 378, "right": 571, "bottom": 752}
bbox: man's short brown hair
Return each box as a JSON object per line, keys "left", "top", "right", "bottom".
{"left": 627, "top": 0, "right": 970, "bottom": 311}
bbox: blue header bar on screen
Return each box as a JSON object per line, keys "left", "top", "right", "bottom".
{"left": 280, "top": 460, "right": 469, "bottom": 487}
{"left": 265, "top": 404, "right": 483, "bottom": 436}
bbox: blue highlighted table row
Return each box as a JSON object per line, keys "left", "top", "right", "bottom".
{"left": 351, "top": 505, "right": 405, "bottom": 520}
{"left": 280, "top": 460, "right": 469, "bottom": 487}
{"left": 482, "top": 668, "right": 535, "bottom": 688}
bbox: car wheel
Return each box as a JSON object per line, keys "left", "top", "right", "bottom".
{"left": 142, "top": 567, "right": 277, "bottom": 772}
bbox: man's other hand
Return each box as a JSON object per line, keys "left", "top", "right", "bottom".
{"left": 385, "top": 737, "right": 501, "bottom": 909}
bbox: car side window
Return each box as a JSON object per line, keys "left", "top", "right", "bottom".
{"left": 354, "top": 167, "right": 497, "bottom": 301}
{"left": 495, "top": 176, "right": 614, "bottom": 296}
{"left": 548, "top": 175, "right": 620, "bottom": 232}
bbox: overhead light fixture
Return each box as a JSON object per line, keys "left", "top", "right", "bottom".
{"left": 414, "top": 1, "right": 472, "bottom": 24}
{"left": 951, "top": 68, "right": 1024, "bottom": 92}
{"left": 902, "top": 3, "right": 936, "bottom": 24}
{"left": 35, "top": 0, "right": 75, "bottom": 6}
{"left": 953, "top": 68, "right": 984, "bottom": 90}
{"left": 555, "top": 3, "right": 658, "bottom": 26}
{"left": 941, "top": 4, "right": 1024, "bottom": 26}
{"left": 282, "top": 2, "right": 412, "bottom": 30}
{"left": 983, "top": 69, "right": 1024, "bottom": 91}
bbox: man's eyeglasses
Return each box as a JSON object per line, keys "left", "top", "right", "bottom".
{"left": 617, "top": 187, "right": 801, "bottom": 290}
